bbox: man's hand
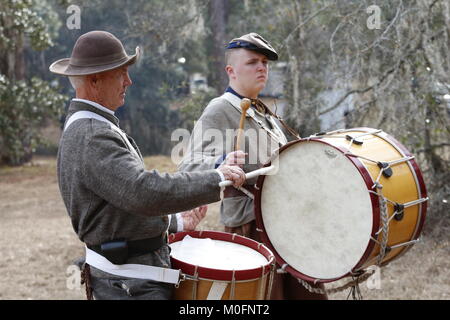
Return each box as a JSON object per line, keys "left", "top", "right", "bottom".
{"left": 181, "top": 205, "right": 207, "bottom": 231}
{"left": 217, "top": 151, "right": 247, "bottom": 187}
{"left": 217, "top": 165, "right": 246, "bottom": 187}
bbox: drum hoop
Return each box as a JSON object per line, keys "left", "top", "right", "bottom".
{"left": 169, "top": 231, "right": 275, "bottom": 282}
{"left": 254, "top": 137, "right": 381, "bottom": 283}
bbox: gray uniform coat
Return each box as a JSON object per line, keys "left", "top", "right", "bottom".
{"left": 57, "top": 100, "right": 222, "bottom": 269}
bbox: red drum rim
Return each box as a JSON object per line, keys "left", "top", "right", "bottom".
{"left": 254, "top": 135, "right": 380, "bottom": 283}
{"left": 168, "top": 230, "right": 275, "bottom": 282}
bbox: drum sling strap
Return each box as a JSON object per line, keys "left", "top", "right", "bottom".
{"left": 250, "top": 98, "right": 301, "bottom": 141}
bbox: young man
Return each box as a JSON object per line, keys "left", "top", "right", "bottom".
{"left": 50, "top": 30, "right": 246, "bottom": 300}
{"left": 179, "top": 32, "right": 327, "bottom": 299}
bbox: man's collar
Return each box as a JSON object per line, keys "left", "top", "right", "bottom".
{"left": 225, "top": 87, "right": 245, "bottom": 100}
{"left": 69, "top": 98, "right": 120, "bottom": 127}
{"left": 72, "top": 98, "right": 115, "bottom": 115}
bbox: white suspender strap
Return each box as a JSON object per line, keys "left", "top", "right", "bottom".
{"left": 64, "top": 110, "right": 141, "bottom": 160}
{"left": 85, "top": 246, "right": 181, "bottom": 284}
{"left": 63, "top": 110, "right": 108, "bottom": 131}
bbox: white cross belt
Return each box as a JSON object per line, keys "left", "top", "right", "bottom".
{"left": 85, "top": 246, "right": 181, "bottom": 285}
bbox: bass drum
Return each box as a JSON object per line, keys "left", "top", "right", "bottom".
{"left": 254, "top": 128, "right": 428, "bottom": 283}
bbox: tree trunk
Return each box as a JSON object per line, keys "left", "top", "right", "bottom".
{"left": 14, "top": 32, "right": 26, "bottom": 81}
{"left": 209, "top": 0, "right": 228, "bottom": 93}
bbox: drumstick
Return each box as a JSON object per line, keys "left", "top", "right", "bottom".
{"left": 219, "top": 165, "right": 275, "bottom": 188}
{"left": 235, "top": 98, "right": 251, "bottom": 151}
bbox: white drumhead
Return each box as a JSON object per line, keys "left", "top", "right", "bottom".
{"left": 170, "top": 235, "right": 268, "bottom": 270}
{"left": 260, "top": 141, "right": 373, "bottom": 280}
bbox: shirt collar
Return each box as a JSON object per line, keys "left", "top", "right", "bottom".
{"left": 72, "top": 98, "right": 115, "bottom": 115}
{"left": 225, "top": 87, "right": 246, "bottom": 100}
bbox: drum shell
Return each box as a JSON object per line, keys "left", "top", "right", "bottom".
{"left": 254, "top": 127, "right": 427, "bottom": 283}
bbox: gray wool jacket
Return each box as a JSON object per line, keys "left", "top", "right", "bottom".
{"left": 57, "top": 100, "right": 222, "bottom": 267}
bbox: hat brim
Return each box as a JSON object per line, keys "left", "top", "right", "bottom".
{"left": 227, "top": 39, "right": 278, "bottom": 61}
{"left": 49, "top": 47, "right": 141, "bottom": 76}
{"left": 251, "top": 48, "right": 278, "bottom": 61}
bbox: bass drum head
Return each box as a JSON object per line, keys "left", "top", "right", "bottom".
{"left": 256, "top": 140, "right": 375, "bottom": 282}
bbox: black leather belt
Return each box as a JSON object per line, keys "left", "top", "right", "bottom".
{"left": 87, "top": 234, "right": 167, "bottom": 264}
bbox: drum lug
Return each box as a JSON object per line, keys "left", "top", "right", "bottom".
{"left": 385, "top": 246, "right": 392, "bottom": 255}
{"left": 377, "top": 162, "right": 393, "bottom": 178}
{"left": 346, "top": 134, "right": 364, "bottom": 145}
{"left": 393, "top": 203, "right": 405, "bottom": 221}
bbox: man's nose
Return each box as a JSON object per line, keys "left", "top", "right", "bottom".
{"left": 125, "top": 72, "right": 132, "bottom": 86}
{"left": 257, "top": 61, "right": 267, "bottom": 71}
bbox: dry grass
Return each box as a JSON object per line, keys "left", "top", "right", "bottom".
{"left": 0, "top": 155, "right": 447, "bottom": 300}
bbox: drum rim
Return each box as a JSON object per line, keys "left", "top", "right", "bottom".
{"left": 254, "top": 135, "right": 381, "bottom": 283}
{"left": 168, "top": 230, "right": 275, "bottom": 281}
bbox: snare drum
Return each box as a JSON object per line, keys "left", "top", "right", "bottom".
{"left": 254, "top": 128, "right": 428, "bottom": 283}
{"left": 169, "top": 231, "right": 275, "bottom": 300}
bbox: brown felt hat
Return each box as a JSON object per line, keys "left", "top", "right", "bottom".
{"left": 49, "top": 30, "right": 140, "bottom": 76}
{"left": 226, "top": 32, "right": 278, "bottom": 61}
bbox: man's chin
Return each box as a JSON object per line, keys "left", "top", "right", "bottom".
{"left": 257, "top": 84, "right": 266, "bottom": 92}
{"left": 112, "top": 100, "right": 125, "bottom": 110}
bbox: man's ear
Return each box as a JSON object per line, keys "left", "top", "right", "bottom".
{"left": 225, "top": 65, "right": 235, "bottom": 79}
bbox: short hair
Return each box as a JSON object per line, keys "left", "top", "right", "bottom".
{"left": 225, "top": 48, "right": 239, "bottom": 66}
{"left": 68, "top": 76, "right": 86, "bottom": 90}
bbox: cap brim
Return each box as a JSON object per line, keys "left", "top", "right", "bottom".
{"left": 227, "top": 38, "right": 278, "bottom": 61}
{"left": 253, "top": 48, "right": 278, "bottom": 61}
{"left": 49, "top": 46, "right": 140, "bottom": 76}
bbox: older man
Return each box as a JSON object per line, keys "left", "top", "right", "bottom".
{"left": 50, "top": 30, "right": 245, "bottom": 300}
{"left": 179, "top": 33, "right": 327, "bottom": 300}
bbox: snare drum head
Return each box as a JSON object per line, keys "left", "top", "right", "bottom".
{"left": 257, "top": 140, "right": 374, "bottom": 281}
